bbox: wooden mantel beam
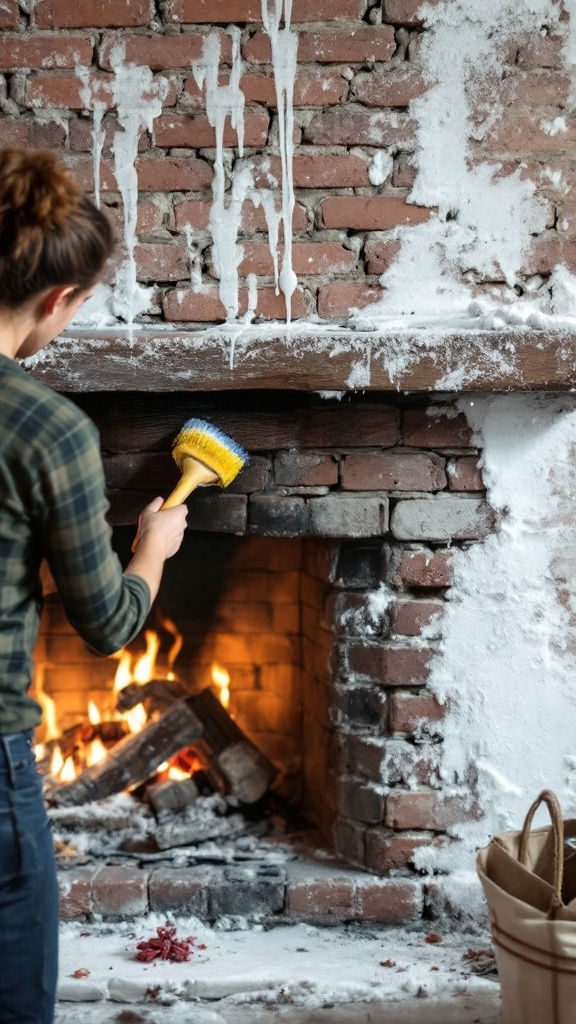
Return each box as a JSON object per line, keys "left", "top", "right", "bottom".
{"left": 23, "top": 326, "right": 576, "bottom": 393}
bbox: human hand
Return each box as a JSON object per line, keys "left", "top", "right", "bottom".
{"left": 132, "top": 496, "right": 188, "bottom": 559}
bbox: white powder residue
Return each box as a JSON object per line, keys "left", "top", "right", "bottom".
{"left": 356, "top": 0, "right": 557, "bottom": 324}
{"left": 413, "top": 395, "right": 576, "bottom": 904}
{"left": 109, "top": 43, "right": 167, "bottom": 333}
{"left": 185, "top": 223, "right": 203, "bottom": 292}
{"left": 550, "top": 264, "right": 576, "bottom": 316}
{"left": 368, "top": 150, "right": 393, "bottom": 187}
{"left": 541, "top": 115, "right": 568, "bottom": 135}
{"left": 262, "top": 0, "right": 299, "bottom": 322}
{"left": 346, "top": 353, "right": 371, "bottom": 388}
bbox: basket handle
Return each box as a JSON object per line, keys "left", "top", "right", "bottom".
{"left": 519, "top": 789, "right": 564, "bottom": 919}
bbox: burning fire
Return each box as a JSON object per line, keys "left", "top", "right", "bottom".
{"left": 211, "top": 662, "right": 230, "bottom": 709}
{"left": 35, "top": 623, "right": 233, "bottom": 786}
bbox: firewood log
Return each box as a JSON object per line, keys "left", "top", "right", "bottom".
{"left": 49, "top": 700, "right": 203, "bottom": 807}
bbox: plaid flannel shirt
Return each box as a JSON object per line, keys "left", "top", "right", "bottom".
{"left": 0, "top": 354, "right": 150, "bottom": 735}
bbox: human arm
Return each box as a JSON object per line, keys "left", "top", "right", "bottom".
{"left": 34, "top": 415, "right": 186, "bottom": 655}
{"left": 126, "top": 496, "right": 188, "bottom": 606}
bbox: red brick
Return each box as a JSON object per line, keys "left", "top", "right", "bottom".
{"left": 485, "top": 111, "right": 576, "bottom": 153}
{"left": 353, "top": 67, "right": 427, "bottom": 107}
{"left": 393, "top": 549, "right": 454, "bottom": 588}
{"left": 163, "top": 284, "right": 308, "bottom": 322}
{"left": 389, "top": 692, "right": 446, "bottom": 732}
{"left": 174, "top": 198, "right": 307, "bottom": 233}
{"left": 100, "top": 32, "right": 233, "bottom": 69}
{"left": 355, "top": 880, "right": 422, "bottom": 922}
{"left": 149, "top": 867, "right": 210, "bottom": 917}
{"left": 34, "top": 0, "right": 152, "bottom": 27}
{"left": 322, "top": 196, "right": 431, "bottom": 231}
{"left": 393, "top": 152, "right": 418, "bottom": 188}
{"left": 507, "top": 69, "right": 572, "bottom": 107}
{"left": 304, "top": 109, "right": 415, "bottom": 147}
{"left": 275, "top": 451, "right": 338, "bottom": 487}
{"left": 447, "top": 456, "right": 484, "bottom": 492}
{"left": 134, "top": 243, "right": 189, "bottom": 281}
{"left": 346, "top": 642, "right": 433, "bottom": 685}
{"left": 402, "top": 409, "right": 472, "bottom": 448}
{"left": 334, "top": 819, "right": 366, "bottom": 866}
{"left": 518, "top": 33, "right": 564, "bottom": 68}
{"left": 382, "top": 647, "right": 433, "bottom": 686}
{"left": 338, "top": 778, "right": 384, "bottom": 823}
{"left": 385, "top": 791, "right": 478, "bottom": 831}
{"left": 233, "top": 242, "right": 355, "bottom": 277}
{"left": 0, "top": 35, "right": 93, "bottom": 69}
{"left": 136, "top": 157, "right": 212, "bottom": 192}
{"left": 524, "top": 233, "right": 574, "bottom": 275}
{"left": 91, "top": 866, "right": 148, "bottom": 918}
{"left": 318, "top": 282, "right": 384, "bottom": 318}
{"left": 0, "top": 116, "right": 29, "bottom": 147}
{"left": 341, "top": 452, "right": 446, "bottom": 492}
{"left": 153, "top": 110, "right": 269, "bottom": 149}
{"left": 287, "top": 879, "right": 355, "bottom": 919}
{"left": 365, "top": 828, "right": 447, "bottom": 873}
{"left": 365, "top": 236, "right": 402, "bottom": 274}
{"left": 167, "top": 0, "right": 366, "bottom": 21}
{"left": 294, "top": 153, "right": 369, "bottom": 188}
{"left": 0, "top": 0, "right": 18, "bottom": 28}
{"left": 25, "top": 73, "right": 113, "bottom": 110}
{"left": 30, "top": 118, "right": 68, "bottom": 149}
{"left": 245, "top": 26, "right": 395, "bottom": 64}
{"left": 59, "top": 868, "right": 95, "bottom": 922}
{"left": 391, "top": 599, "right": 444, "bottom": 637}
{"left": 383, "top": 0, "right": 442, "bottom": 24}
{"left": 241, "top": 68, "right": 348, "bottom": 107}
{"left": 186, "top": 70, "right": 346, "bottom": 108}
{"left": 105, "top": 199, "right": 164, "bottom": 236}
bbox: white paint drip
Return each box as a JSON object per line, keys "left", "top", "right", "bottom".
{"left": 413, "top": 395, "right": 576, "bottom": 913}
{"left": 243, "top": 272, "right": 258, "bottom": 326}
{"left": 262, "top": 0, "right": 299, "bottom": 321}
{"left": 193, "top": 29, "right": 246, "bottom": 321}
{"left": 77, "top": 69, "right": 107, "bottom": 209}
{"left": 564, "top": 0, "right": 576, "bottom": 109}
{"left": 356, "top": 0, "right": 558, "bottom": 325}
{"left": 109, "top": 44, "right": 167, "bottom": 333}
{"left": 192, "top": 34, "right": 287, "bottom": 319}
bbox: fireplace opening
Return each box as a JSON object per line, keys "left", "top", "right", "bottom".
{"left": 35, "top": 529, "right": 347, "bottom": 870}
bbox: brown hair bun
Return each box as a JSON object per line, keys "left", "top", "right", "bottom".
{"left": 0, "top": 149, "right": 82, "bottom": 262}
{"left": 0, "top": 147, "right": 114, "bottom": 308}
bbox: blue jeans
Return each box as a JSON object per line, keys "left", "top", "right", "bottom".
{"left": 0, "top": 732, "right": 59, "bottom": 1023}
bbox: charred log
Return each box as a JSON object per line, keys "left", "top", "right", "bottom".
{"left": 49, "top": 700, "right": 203, "bottom": 807}
{"left": 116, "top": 677, "right": 190, "bottom": 716}
{"left": 187, "top": 688, "right": 277, "bottom": 804}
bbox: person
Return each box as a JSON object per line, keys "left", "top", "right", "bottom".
{"left": 0, "top": 147, "right": 188, "bottom": 1024}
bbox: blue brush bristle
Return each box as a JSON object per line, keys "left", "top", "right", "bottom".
{"left": 178, "top": 417, "right": 249, "bottom": 464}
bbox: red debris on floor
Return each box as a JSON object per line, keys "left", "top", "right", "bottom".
{"left": 135, "top": 924, "right": 207, "bottom": 963}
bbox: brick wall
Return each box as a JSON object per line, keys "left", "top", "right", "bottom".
{"left": 0, "top": 1, "right": 570, "bottom": 324}
{"left": 36, "top": 393, "right": 496, "bottom": 875}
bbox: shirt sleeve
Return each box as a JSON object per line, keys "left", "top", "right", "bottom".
{"left": 32, "top": 414, "right": 151, "bottom": 656}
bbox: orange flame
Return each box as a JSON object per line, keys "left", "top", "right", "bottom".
{"left": 212, "top": 662, "right": 230, "bottom": 709}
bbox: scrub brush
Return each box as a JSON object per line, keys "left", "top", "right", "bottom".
{"left": 163, "top": 417, "right": 248, "bottom": 508}
{"left": 132, "top": 419, "right": 248, "bottom": 551}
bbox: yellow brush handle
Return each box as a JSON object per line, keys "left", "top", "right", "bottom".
{"left": 161, "top": 456, "right": 218, "bottom": 508}
{"left": 131, "top": 457, "right": 218, "bottom": 552}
